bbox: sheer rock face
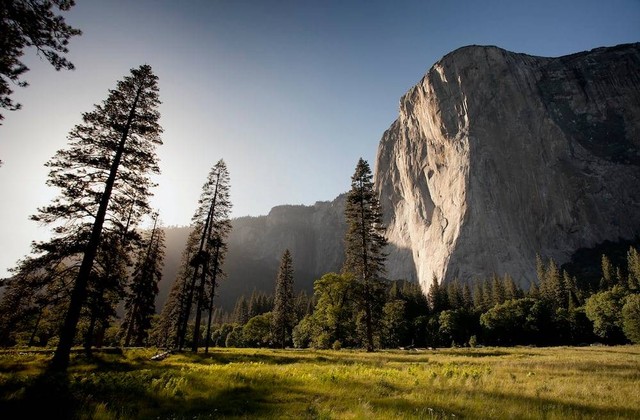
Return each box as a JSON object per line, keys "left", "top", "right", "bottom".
{"left": 375, "top": 43, "right": 640, "bottom": 291}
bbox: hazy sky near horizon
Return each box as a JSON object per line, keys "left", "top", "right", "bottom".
{"left": 1, "top": 0, "right": 639, "bottom": 277}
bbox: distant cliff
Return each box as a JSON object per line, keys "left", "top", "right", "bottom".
{"left": 376, "top": 43, "right": 640, "bottom": 290}
{"left": 158, "top": 196, "right": 347, "bottom": 310}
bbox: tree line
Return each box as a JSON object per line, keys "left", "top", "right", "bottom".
{"left": 158, "top": 159, "right": 640, "bottom": 350}
{"left": 172, "top": 247, "right": 640, "bottom": 350}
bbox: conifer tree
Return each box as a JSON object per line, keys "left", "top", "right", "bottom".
{"left": 503, "top": 274, "right": 521, "bottom": 300}
{"left": 461, "top": 283, "right": 474, "bottom": 309}
{"left": 343, "top": 158, "right": 387, "bottom": 352}
{"left": 38, "top": 64, "right": 163, "bottom": 371}
{"left": 481, "top": 279, "right": 493, "bottom": 311}
{"left": 176, "top": 160, "right": 231, "bottom": 352}
{"left": 491, "top": 275, "right": 506, "bottom": 306}
{"left": 272, "top": 249, "right": 295, "bottom": 348}
{"left": 233, "top": 296, "right": 249, "bottom": 325}
{"left": 536, "top": 254, "right": 546, "bottom": 286}
{"left": 447, "top": 280, "right": 464, "bottom": 310}
{"left": 601, "top": 255, "right": 615, "bottom": 289}
{"left": 245, "top": 291, "right": 274, "bottom": 319}
{"left": 121, "top": 214, "right": 166, "bottom": 347}
{"left": 428, "top": 276, "right": 447, "bottom": 313}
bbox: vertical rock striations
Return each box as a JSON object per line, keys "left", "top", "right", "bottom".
{"left": 375, "top": 43, "right": 640, "bottom": 290}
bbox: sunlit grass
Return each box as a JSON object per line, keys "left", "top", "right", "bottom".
{"left": 0, "top": 346, "right": 639, "bottom": 419}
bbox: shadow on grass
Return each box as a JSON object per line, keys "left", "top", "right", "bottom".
{"left": 0, "top": 364, "right": 273, "bottom": 419}
{"left": 370, "top": 383, "right": 640, "bottom": 419}
{"left": 466, "top": 387, "right": 640, "bottom": 419}
{"left": 0, "top": 372, "right": 78, "bottom": 419}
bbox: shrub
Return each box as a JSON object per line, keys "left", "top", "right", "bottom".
{"left": 225, "top": 326, "right": 245, "bottom": 348}
{"left": 468, "top": 335, "right": 478, "bottom": 348}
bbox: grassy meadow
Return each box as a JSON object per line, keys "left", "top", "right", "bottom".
{"left": 0, "top": 346, "right": 638, "bottom": 419}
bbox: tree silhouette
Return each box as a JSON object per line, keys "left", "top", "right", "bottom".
{"left": 175, "top": 160, "right": 231, "bottom": 351}
{"left": 36, "top": 65, "right": 163, "bottom": 371}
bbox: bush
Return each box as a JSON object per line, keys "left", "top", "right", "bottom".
{"left": 242, "top": 313, "right": 273, "bottom": 347}
{"left": 225, "top": 327, "right": 245, "bottom": 348}
{"left": 292, "top": 315, "right": 315, "bottom": 348}
{"left": 468, "top": 335, "right": 478, "bottom": 348}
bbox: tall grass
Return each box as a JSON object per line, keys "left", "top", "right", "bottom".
{"left": 0, "top": 346, "right": 638, "bottom": 419}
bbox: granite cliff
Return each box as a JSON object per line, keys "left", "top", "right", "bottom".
{"left": 376, "top": 43, "right": 640, "bottom": 290}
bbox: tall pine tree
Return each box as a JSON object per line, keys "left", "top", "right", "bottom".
{"left": 175, "top": 160, "right": 231, "bottom": 351}
{"left": 34, "top": 65, "right": 163, "bottom": 371}
{"left": 272, "top": 249, "right": 295, "bottom": 348}
{"left": 343, "top": 158, "right": 387, "bottom": 352}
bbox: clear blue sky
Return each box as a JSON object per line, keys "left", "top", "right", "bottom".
{"left": 1, "top": 0, "right": 639, "bottom": 277}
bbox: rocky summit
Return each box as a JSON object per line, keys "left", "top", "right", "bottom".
{"left": 376, "top": 43, "right": 640, "bottom": 291}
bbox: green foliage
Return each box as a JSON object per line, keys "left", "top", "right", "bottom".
{"left": 585, "top": 286, "right": 627, "bottom": 343}
{"left": 243, "top": 313, "right": 274, "bottom": 347}
{"left": 225, "top": 326, "right": 245, "bottom": 348}
{"left": 212, "top": 323, "right": 234, "bottom": 347}
{"left": 381, "top": 300, "right": 408, "bottom": 348}
{"left": 232, "top": 296, "right": 250, "bottom": 326}
{"left": 310, "top": 273, "right": 357, "bottom": 348}
{"left": 480, "top": 298, "right": 551, "bottom": 345}
{"left": 621, "top": 294, "right": 640, "bottom": 343}
{"left": 438, "top": 309, "right": 476, "bottom": 347}
{"left": 468, "top": 335, "right": 478, "bottom": 347}
{"left": 427, "top": 276, "right": 448, "bottom": 312}
{"left": 272, "top": 250, "right": 295, "bottom": 348}
{"left": 292, "top": 315, "right": 315, "bottom": 348}
{"left": 628, "top": 248, "right": 640, "bottom": 291}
